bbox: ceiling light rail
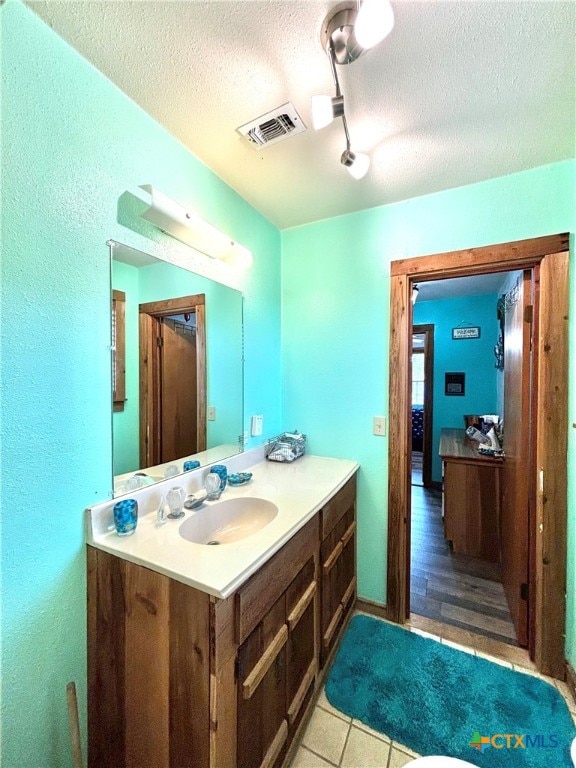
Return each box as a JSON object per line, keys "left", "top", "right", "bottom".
{"left": 312, "top": 0, "right": 395, "bottom": 180}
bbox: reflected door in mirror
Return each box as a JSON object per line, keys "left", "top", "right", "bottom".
{"left": 161, "top": 315, "right": 198, "bottom": 463}
{"left": 139, "top": 295, "right": 207, "bottom": 468}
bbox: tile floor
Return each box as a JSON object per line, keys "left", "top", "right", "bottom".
{"left": 288, "top": 615, "right": 576, "bottom": 768}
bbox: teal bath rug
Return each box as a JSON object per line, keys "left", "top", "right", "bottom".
{"left": 325, "top": 615, "right": 576, "bottom": 767}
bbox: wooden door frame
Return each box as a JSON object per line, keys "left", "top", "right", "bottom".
{"left": 387, "top": 233, "right": 569, "bottom": 679}
{"left": 412, "top": 324, "right": 434, "bottom": 489}
{"left": 139, "top": 294, "right": 207, "bottom": 468}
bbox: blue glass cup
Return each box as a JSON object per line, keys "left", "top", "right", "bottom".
{"left": 210, "top": 464, "right": 227, "bottom": 491}
{"left": 184, "top": 460, "right": 201, "bottom": 471}
{"left": 113, "top": 498, "right": 138, "bottom": 537}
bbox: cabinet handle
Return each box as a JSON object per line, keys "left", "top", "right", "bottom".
{"left": 341, "top": 521, "right": 356, "bottom": 547}
{"left": 259, "top": 719, "right": 288, "bottom": 768}
{"left": 341, "top": 576, "right": 356, "bottom": 608}
{"left": 242, "top": 624, "right": 288, "bottom": 700}
{"left": 323, "top": 541, "right": 343, "bottom": 574}
{"left": 287, "top": 581, "right": 317, "bottom": 631}
{"left": 323, "top": 603, "right": 343, "bottom": 648}
{"left": 287, "top": 659, "right": 317, "bottom": 725}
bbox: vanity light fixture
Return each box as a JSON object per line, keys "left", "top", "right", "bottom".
{"left": 312, "top": 0, "right": 395, "bottom": 179}
{"left": 412, "top": 284, "right": 419, "bottom": 304}
{"left": 139, "top": 185, "right": 253, "bottom": 269}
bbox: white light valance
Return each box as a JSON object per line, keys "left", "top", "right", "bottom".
{"left": 139, "top": 185, "right": 252, "bottom": 269}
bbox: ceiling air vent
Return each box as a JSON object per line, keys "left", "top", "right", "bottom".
{"left": 236, "top": 102, "right": 306, "bottom": 148}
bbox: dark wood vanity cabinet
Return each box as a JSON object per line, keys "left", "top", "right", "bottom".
{"left": 237, "top": 594, "right": 288, "bottom": 768}
{"left": 236, "top": 555, "right": 317, "bottom": 768}
{"left": 87, "top": 473, "right": 356, "bottom": 768}
{"left": 320, "top": 476, "right": 357, "bottom": 666}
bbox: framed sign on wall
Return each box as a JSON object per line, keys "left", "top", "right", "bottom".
{"left": 452, "top": 326, "right": 480, "bottom": 339}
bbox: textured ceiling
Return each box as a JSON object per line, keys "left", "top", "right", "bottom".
{"left": 28, "top": 0, "right": 575, "bottom": 229}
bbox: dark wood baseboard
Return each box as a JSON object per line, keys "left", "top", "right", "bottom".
{"left": 566, "top": 661, "right": 576, "bottom": 709}
{"left": 355, "top": 597, "right": 389, "bottom": 620}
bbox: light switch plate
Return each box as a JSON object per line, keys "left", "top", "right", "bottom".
{"left": 251, "top": 415, "right": 263, "bottom": 436}
{"left": 207, "top": 406, "right": 216, "bottom": 421}
{"left": 373, "top": 416, "right": 386, "bottom": 436}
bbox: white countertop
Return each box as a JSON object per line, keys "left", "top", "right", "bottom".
{"left": 86, "top": 453, "right": 358, "bottom": 599}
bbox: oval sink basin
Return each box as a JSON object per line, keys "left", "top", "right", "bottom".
{"left": 179, "top": 497, "right": 278, "bottom": 545}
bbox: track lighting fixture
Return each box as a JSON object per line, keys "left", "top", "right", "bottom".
{"left": 340, "top": 149, "right": 370, "bottom": 180}
{"left": 355, "top": 0, "right": 395, "bottom": 50}
{"left": 311, "top": 94, "right": 344, "bottom": 130}
{"left": 312, "top": 0, "right": 395, "bottom": 179}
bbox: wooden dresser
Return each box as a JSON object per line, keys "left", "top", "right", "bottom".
{"left": 439, "top": 428, "right": 503, "bottom": 562}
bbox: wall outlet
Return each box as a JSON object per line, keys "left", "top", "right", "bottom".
{"left": 207, "top": 406, "right": 216, "bottom": 421}
{"left": 250, "top": 415, "right": 263, "bottom": 437}
{"left": 373, "top": 416, "right": 386, "bottom": 436}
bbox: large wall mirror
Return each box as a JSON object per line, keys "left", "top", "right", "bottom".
{"left": 110, "top": 241, "right": 244, "bottom": 494}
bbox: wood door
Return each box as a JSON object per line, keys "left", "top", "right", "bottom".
{"left": 501, "top": 271, "right": 532, "bottom": 647}
{"left": 160, "top": 316, "right": 198, "bottom": 463}
{"left": 237, "top": 597, "right": 288, "bottom": 768}
{"left": 387, "top": 234, "right": 569, "bottom": 678}
{"left": 139, "top": 294, "right": 207, "bottom": 469}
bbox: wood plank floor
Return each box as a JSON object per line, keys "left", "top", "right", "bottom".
{"left": 410, "top": 484, "right": 518, "bottom": 646}
{"left": 411, "top": 450, "right": 423, "bottom": 486}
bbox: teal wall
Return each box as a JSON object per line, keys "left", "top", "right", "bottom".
{"left": 281, "top": 160, "right": 575, "bottom": 635}
{"left": 413, "top": 294, "right": 499, "bottom": 483}
{"left": 1, "top": 2, "right": 281, "bottom": 766}
{"left": 2, "top": 1, "right": 575, "bottom": 765}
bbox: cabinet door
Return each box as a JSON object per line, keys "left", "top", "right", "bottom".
{"left": 321, "top": 505, "right": 356, "bottom": 666}
{"left": 237, "top": 596, "right": 288, "bottom": 768}
{"left": 285, "top": 556, "right": 317, "bottom": 738}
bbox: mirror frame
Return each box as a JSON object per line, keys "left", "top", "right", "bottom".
{"left": 108, "top": 240, "right": 245, "bottom": 496}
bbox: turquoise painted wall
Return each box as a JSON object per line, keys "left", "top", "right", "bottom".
{"left": 281, "top": 161, "right": 576, "bottom": 650}
{"left": 1, "top": 3, "right": 282, "bottom": 766}
{"left": 413, "top": 294, "right": 499, "bottom": 483}
{"left": 2, "top": 3, "right": 575, "bottom": 765}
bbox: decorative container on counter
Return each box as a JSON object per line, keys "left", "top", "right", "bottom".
{"left": 210, "top": 464, "right": 228, "bottom": 490}
{"left": 113, "top": 498, "right": 138, "bottom": 536}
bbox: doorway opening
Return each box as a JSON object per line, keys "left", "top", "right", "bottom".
{"left": 139, "top": 294, "right": 207, "bottom": 468}
{"left": 387, "top": 234, "right": 569, "bottom": 679}
{"left": 411, "top": 324, "right": 434, "bottom": 489}
{"left": 409, "top": 272, "right": 526, "bottom": 649}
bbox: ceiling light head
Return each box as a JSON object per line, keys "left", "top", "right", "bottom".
{"left": 355, "top": 0, "right": 395, "bottom": 51}
{"left": 320, "top": 0, "right": 395, "bottom": 65}
{"left": 340, "top": 149, "right": 370, "bottom": 179}
{"left": 412, "top": 285, "right": 419, "bottom": 305}
{"left": 311, "top": 94, "right": 344, "bottom": 130}
{"left": 321, "top": 2, "right": 363, "bottom": 65}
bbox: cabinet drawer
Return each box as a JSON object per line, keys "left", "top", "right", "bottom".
{"left": 321, "top": 475, "right": 356, "bottom": 539}
{"left": 236, "top": 515, "right": 319, "bottom": 645}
